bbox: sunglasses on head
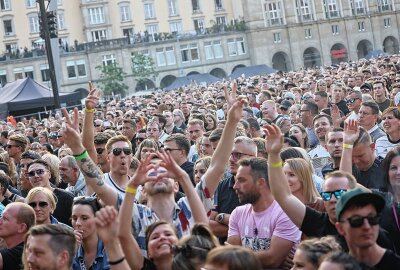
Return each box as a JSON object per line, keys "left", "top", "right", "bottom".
{"left": 112, "top": 147, "right": 132, "bottom": 156}
{"left": 321, "top": 189, "right": 347, "bottom": 201}
{"left": 28, "top": 169, "right": 46, "bottom": 178}
{"left": 342, "top": 215, "right": 381, "bottom": 228}
{"left": 96, "top": 148, "right": 105, "bottom": 154}
{"left": 28, "top": 201, "right": 49, "bottom": 208}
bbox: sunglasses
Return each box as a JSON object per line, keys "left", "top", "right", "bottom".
{"left": 301, "top": 96, "right": 312, "bottom": 101}
{"left": 345, "top": 98, "right": 359, "bottom": 104}
{"left": 321, "top": 189, "right": 347, "bottom": 201}
{"left": 28, "top": 201, "right": 49, "bottom": 208}
{"left": 342, "top": 215, "right": 381, "bottom": 228}
{"left": 28, "top": 169, "right": 46, "bottom": 178}
{"left": 230, "top": 151, "right": 252, "bottom": 161}
{"left": 96, "top": 148, "right": 105, "bottom": 154}
{"left": 112, "top": 147, "right": 132, "bottom": 156}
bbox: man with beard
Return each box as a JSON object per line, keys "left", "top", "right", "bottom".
{"left": 25, "top": 224, "right": 76, "bottom": 270}
{"left": 308, "top": 114, "right": 332, "bottom": 177}
{"left": 228, "top": 157, "right": 301, "bottom": 269}
{"left": 61, "top": 107, "right": 212, "bottom": 255}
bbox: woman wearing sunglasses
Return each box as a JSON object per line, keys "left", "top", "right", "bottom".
{"left": 72, "top": 196, "right": 109, "bottom": 270}
{"left": 25, "top": 187, "right": 71, "bottom": 229}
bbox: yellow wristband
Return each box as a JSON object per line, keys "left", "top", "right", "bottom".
{"left": 85, "top": 108, "right": 95, "bottom": 113}
{"left": 125, "top": 186, "right": 137, "bottom": 195}
{"left": 270, "top": 161, "right": 283, "bottom": 168}
{"left": 343, "top": 143, "right": 353, "bottom": 149}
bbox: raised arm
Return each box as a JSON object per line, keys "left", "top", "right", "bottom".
{"left": 118, "top": 155, "right": 154, "bottom": 270}
{"left": 339, "top": 119, "right": 359, "bottom": 174}
{"left": 82, "top": 82, "right": 101, "bottom": 163}
{"left": 95, "top": 206, "right": 130, "bottom": 270}
{"left": 158, "top": 150, "right": 208, "bottom": 223}
{"left": 264, "top": 124, "right": 306, "bottom": 228}
{"left": 61, "top": 108, "right": 118, "bottom": 207}
{"left": 203, "top": 89, "right": 245, "bottom": 196}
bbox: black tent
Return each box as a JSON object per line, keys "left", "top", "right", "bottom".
{"left": 164, "top": 73, "right": 220, "bottom": 91}
{"left": 0, "top": 77, "right": 81, "bottom": 119}
{"left": 229, "top": 64, "right": 276, "bottom": 78}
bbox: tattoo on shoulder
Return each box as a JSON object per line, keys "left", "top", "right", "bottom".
{"left": 80, "top": 158, "right": 104, "bottom": 186}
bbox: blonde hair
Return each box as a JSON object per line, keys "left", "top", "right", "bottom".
{"left": 42, "top": 153, "right": 61, "bottom": 186}
{"left": 285, "top": 158, "right": 320, "bottom": 204}
{"left": 25, "top": 187, "right": 57, "bottom": 211}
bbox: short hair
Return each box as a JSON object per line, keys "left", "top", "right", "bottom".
{"left": 28, "top": 159, "right": 50, "bottom": 171}
{"left": 209, "top": 128, "right": 223, "bottom": 143}
{"left": 353, "top": 126, "right": 372, "bottom": 147}
{"left": 304, "top": 101, "right": 319, "bottom": 115}
{"left": 320, "top": 251, "right": 362, "bottom": 270}
{"left": 360, "top": 101, "right": 380, "bottom": 115}
{"left": 314, "top": 91, "right": 328, "bottom": 99}
{"left": 152, "top": 114, "right": 166, "bottom": 129}
{"left": 0, "top": 174, "right": 9, "bottom": 195}
{"left": 205, "top": 245, "right": 262, "bottom": 270}
{"left": 14, "top": 202, "right": 36, "bottom": 230}
{"left": 26, "top": 224, "right": 76, "bottom": 267}
{"left": 349, "top": 90, "right": 363, "bottom": 99}
{"left": 8, "top": 134, "right": 28, "bottom": 151}
{"left": 188, "top": 119, "right": 205, "bottom": 130}
{"left": 247, "top": 118, "right": 260, "bottom": 131}
{"left": 94, "top": 132, "right": 112, "bottom": 145}
{"left": 297, "top": 236, "right": 342, "bottom": 267}
{"left": 234, "top": 136, "right": 257, "bottom": 155}
{"left": 238, "top": 157, "right": 269, "bottom": 186}
{"left": 122, "top": 119, "right": 137, "bottom": 130}
{"left": 164, "top": 134, "right": 190, "bottom": 155}
{"left": 26, "top": 187, "right": 57, "bottom": 211}
{"left": 1, "top": 130, "right": 8, "bottom": 139}
{"left": 325, "top": 170, "right": 357, "bottom": 188}
{"left": 313, "top": 114, "right": 333, "bottom": 126}
{"left": 105, "top": 135, "right": 132, "bottom": 154}
{"left": 61, "top": 155, "right": 79, "bottom": 170}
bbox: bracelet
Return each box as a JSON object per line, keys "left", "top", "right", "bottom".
{"left": 74, "top": 151, "right": 89, "bottom": 161}
{"left": 343, "top": 143, "right": 353, "bottom": 149}
{"left": 109, "top": 257, "right": 125, "bottom": 265}
{"left": 270, "top": 161, "right": 283, "bottom": 168}
{"left": 125, "top": 186, "right": 137, "bottom": 195}
{"left": 85, "top": 108, "right": 95, "bottom": 113}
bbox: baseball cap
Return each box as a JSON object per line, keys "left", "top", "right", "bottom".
{"left": 279, "top": 100, "right": 292, "bottom": 110}
{"left": 335, "top": 188, "right": 385, "bottom": 221}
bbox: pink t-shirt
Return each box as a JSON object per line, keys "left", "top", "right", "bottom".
{"left": 228, "top": 201, "right": 301, "bottom": 252}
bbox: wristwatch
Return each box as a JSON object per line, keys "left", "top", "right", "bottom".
{"left": 216, "top": 213, "right": 225, "bottom": 225}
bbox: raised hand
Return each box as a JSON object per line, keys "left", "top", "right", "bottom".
{"left": 223, "top": 80, "right": 238, "bottom": 109}
{"left": 227, "top": 96, "right": 245, "bottom": 123}
{"left": 127, "top": 154, "right": 156, "bottom": 188}
{"left": 263, "top": 124, "right": 284, "bottom": 155}
{"left": 331, "top": 104, "right": 347, "bottom": 128}
{"left": 95, "top": 206, "right": 119, "bottom": 244}
{"left": 85, "top": 81, "right": 101, "bottom": 110}
{"left": 343, "top": 119, "right": 360, "bottom": 145}
{"left": 156, "top": 149, "right": 187, "bottom": 181}
{"left": 61, "top": 107, "right": 83, "bottom": 151}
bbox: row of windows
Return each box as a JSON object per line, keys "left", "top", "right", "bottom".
{"left": 2, "top": 13, "right": 65, "bottom": 36}
{"left": 272, "top": 17, "right": 392, "bottom": 43}
{"left": 0, "top": 60, "right": 87, "bottom": 86}
{"left": 101, "top": 38, "right": 246, "bottom": 68}
{"left": 0, "top": 0, "right": 62, "bottom": 10}
{"left": 264, "top": 0, "right": 395, "bottom": 26}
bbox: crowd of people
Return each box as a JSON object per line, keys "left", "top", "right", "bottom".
{"left": 0, "top": 56, "right": 400, "bottom": 270}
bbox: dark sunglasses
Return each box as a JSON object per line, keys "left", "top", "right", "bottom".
{"left": 112, "top": 147, "right": 132, "bottom": 156}
{"left": 96, "top": 148, "right": 105, "bottom": 154}
{"left": 29, "top": 201, "right": 49, "bottom": 208}
{"left": 301, "top": 96, "right": 312, "bottom": 101}
{"left": 28, "top": 169, "right": 46, "bottom": 178}
{"left": 342, "top": 215, "right": 381, "bottom": 228}
{"left": 135, "top": 137, "right": 145, "bottom": 143}
{"left": 321, "top": 189, "right": 347, "bottom": 201}
{"left": 345, "top": 98, "right": 359, "bottom": 104}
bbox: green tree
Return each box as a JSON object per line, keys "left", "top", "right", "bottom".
{"left": 96, "top": 63, "right": 128, "bottom": 97}
{"left": 131, "top": 52, "right": 158, "bottom": 91}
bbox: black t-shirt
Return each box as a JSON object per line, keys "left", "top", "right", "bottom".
{"left": 352, "top": 158, "right": 388, "bottom": 192}
{"left": 141, "top": 258, "right": 157, "bottom": 270}
{"left": 380, "top": 205, "right": 400, "bottom": 254}
{"left": 180, "top": 161, "right": 194, "bottom": 188}
{"left": 0, "top": 242, "right": 24, "bottom": 270}
{"left": 302, "top": 207, "right": 395, "bottom": 252}
{"left": 377, "top": 99, "right": 390, "bottom": 113}
{"left": 336, "top": 100, "right": 350, "bottom": 115}
{"left": 53, "top": 188, "right": 74, "bottom": 226}
{"left": 374, "top": 249, "right": 400, "bottom": 270}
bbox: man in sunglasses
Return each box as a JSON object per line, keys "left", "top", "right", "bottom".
{"left": 335, "top": 188, "right": 400, "bottom": 269}
{"left": 94, "top": 132, "right": 112, "bottom": 173}
{"left": 345, "top": 90, "right": 362, "bottom": 122}
{"left": 6, "top": 134, "right": 27, "bottom": 177}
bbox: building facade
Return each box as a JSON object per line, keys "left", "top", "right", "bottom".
{"left": 0, "top": 0, "right": 399, "bottom": 94}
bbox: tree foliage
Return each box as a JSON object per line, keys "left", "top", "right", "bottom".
{"left": 131, "top": 52, "right": 158, "bottom": 90}
{"left": 96, "top": 63, "right": 128, "bottom": 97}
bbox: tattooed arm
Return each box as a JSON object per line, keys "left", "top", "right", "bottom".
{"left": 61, "top": 108, "right": 118, "bottom": 207}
